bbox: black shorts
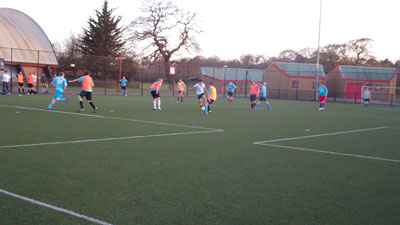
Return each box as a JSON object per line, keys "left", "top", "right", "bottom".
{"left": 178, "top": 90, "right": 182, "bottom": 94}
{"left": 228, "top": 92, "right": 233, "bottom": 97}
{"left": 259, "top": 96, "right": 267, "bottom": 101}
{"left": 80, "top": 90, "right": 92, "bottom": 100}
{"left": 121, "top": 86, "right": 126, "bottom": 90}
{"left": 208, "top": 99, "right": 215, "bottom": 104}
{"left": 18, "top": 83, "right": 24, "bottom": 87}
{"left": 151, "top": 90, "right": 160, "bottom": 99}
{"left": 197, "top": 93, "right": 205, "bottom": 99}
{"left": 28, "top": 84, "right": 33, "bottom": 88}
{"left": 250, "top": 94, "right": 257, "bottom": 102}
{"left": 364, "top": 98, "right": 370, "bottom": 102}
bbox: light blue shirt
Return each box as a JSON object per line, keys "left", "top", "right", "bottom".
{"left": 318, "top": 85, "right": 328, "bottom": 96}
{"left": 120, "top": 78, "right": 128, "bottom": 87}
{"left": 363, "top": 90, "right": 371, "bottom": 99}
{"left": 259, "top": 85, "right": 266, "bottom": 97}
{"left": 227, "top": 83, "right": 236, "bottom": 92}
{"left": 52, "top": 76, "right": 67, "bottom": 92}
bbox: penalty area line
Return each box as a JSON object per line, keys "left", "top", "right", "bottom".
{"left": 253, "top": 126, "right": 387, "bottom": 144}
{"left": 255, "top": 143, "right": 400, "bottom": 163}
{"left": 0, "top": 188, "right": 112, "bottom": 225}
{"left": 0, "top": 129, "right": 224, "bottom": 150}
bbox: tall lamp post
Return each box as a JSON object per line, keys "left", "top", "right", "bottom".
{"left": 315, "top": 0, "right": 323, "bottom": 100}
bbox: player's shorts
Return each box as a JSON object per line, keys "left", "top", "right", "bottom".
{"left": 259, "top": 96, "right": 267, "bottom": 101}
{"left": 53, "top": 90, "right": 63, "bottom": 98}
{"left": 151, "top": 90, "right": 160, "bottom": 99}
{"left": 42, "top": 83, "right": 48, "bottom": 88}
{"left": 227, "top": 92, "right": 233, "bottom": 97}
{"left": 364, "top": 98, "right": 370, "bottom": 102}
{"left": 319, "top": 95, "right": 327, "bottom": 103}
{"left": 80, "top": 90, "right": 92, "bottom": 100}
{"left": 121, "top": 86, "right": 126, "bottom": 90}
{"left": 197, "top": 93, "right": 204, "bottom": 99}
{"left": 28, "top": 84, "right": 33, "bottom": 88}
{"left": 208, "top": 99, "right": 215, "bottom": 104}
{"left": 178, "top": 90, "right": 183, "bottom": 94}
{"left": 18, "top": 82, "right": 24, "bottom": 87}
{"left": 250, "top": 94, "right": 257, "bottom": 102}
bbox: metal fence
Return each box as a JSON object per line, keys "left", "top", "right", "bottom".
{"left": 1, "top": 48, "right": 399, "bottom": 106}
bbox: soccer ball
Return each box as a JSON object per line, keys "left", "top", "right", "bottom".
{"left": 201, "top": 106, "right": 205, "bottom": 111}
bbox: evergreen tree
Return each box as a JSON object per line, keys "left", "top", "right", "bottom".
{"left": 79, "top": 0, "right": 125, "bottom": 57}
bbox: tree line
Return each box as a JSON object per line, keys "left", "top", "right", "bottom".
{"left": 53, "top": 0, "right": 400, "bottom": 86}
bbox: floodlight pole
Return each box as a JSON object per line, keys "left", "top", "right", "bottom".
{"left": 315, "top": 0, "right": 323, "bottom": 100}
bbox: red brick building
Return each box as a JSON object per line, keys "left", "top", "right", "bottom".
{"left": 262, "top": 62, "right": 325, "bottom": 100}
{"left": 325, "top": 65, "right": 398, "bottom": 103}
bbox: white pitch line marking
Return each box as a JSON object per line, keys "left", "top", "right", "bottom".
{"left": 0, "top": 130, "right": 224, "bottom": 149}
{"left": 0, "top": 188, "right": 112, "bottom": 225}
{"left": 256, "top": 143, "right": 400, "bottom": 163}
{"left": 253, "top": 127, "right": 387, "bottom": 144}
{"left": 0, "top": 105, "right": 219, "bottom": 131}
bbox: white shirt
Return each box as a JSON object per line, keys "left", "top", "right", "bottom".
{"left": 194, "top": 83, "right": 205, "bottom": 95}
{"left": 2, "top": 73, "right": 10, "bottom": 82}
{"left": 363, "top": 90, "right": 371, "bottom": 99}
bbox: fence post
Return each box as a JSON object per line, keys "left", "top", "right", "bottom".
{"left": 172, "top": 79, "right": 175, "bottom": 96}
{"left": 334, "top": 91, "right": 336, "bottom": 102}
{"left": 390, "top": 93, "right": 394, "bottom": 106}
{"left": 10, "top": 48, "right": 13, "bottom": 94}
{"left": 37, "top": 50, "right": 40, "bottom": 94}
{"left": 296, "top": 89, "right": 298, "bottom": 100}
{"left": 141, "top": 63, "right": 144, "bottom": 96}
{"left": 278, "top": 88, "right": 280, "bottom": 99}
{"left": 354, "top": 92, "right": 357, "bottom": 104}
{"left": 234, "top": 69, "right": 238, "bottom": 97}
{"left": 186, "top": 65, "right": 189, "bottom": 97}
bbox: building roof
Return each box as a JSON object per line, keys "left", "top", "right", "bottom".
{"left": 272, "top": 62, "right": 325, "bottom": 77}
{"left": 338, "top": 65, "right": 397, "bottom": 81}
{"left": 201, "top": 67, "right": 264, "bottom": 81}
{"left": 0, "top": 8, "right": 58, "bottom": 65}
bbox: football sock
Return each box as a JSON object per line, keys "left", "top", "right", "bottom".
{"left": 22, "top": 88, "right": 25, "bottom": 94}
{"left": 153, "top": 100, "right": 156, "bottom": 108}
{"left": 89, "top": 102, "right": 96, "bottom": 110}
{"left": 208, "top": 105, "right": 211, "bottom": 112}
{"left": 204, "top": 106, "right": 208, "bottom": 113}
{"left": 157, "top": 100, "right": 161, "bottom": 108}
{"left": 18, "top": 89, "right": 20, "bottom": 94}
{"left": 47, "top": 102, "right": 54, "bottom": 109}
{"left": 267, "top": 104, "right": 272, "bottom": 110}
{"left": 79, "top": 101, "right": 84, "bottom": 109}
{"left": 59, "top": 98, "right": 67, "bottom": 102}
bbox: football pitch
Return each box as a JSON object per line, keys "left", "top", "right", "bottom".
{"left": 0, "top": 94, "right": 399, "bottom": 225}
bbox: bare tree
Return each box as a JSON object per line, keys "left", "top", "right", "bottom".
{"left": 347, "top": 38, "right": 375, "bottom": 65}
{"left": 129, "top": 0, "right": 201, "bottom": 89}
{"left": 278, "top": 49, "right": 298, "bottom": 62}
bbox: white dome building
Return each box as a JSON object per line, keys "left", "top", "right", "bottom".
{"left": 0, "top": 8, "right": 58, "bottom": 79}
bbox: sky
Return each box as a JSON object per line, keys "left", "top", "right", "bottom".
{"left": 2, "top": 0, "right": 400, "bottom": 61}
